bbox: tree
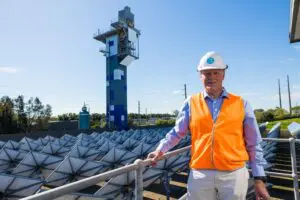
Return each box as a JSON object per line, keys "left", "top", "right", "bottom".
{"left": 254, "top": 108, "right": 264, "bottom": 113}
{"left": 262, "top": 109, "right": 275, "bottom": 122}
{"left": 33, "top": 97, "right": 44, "bottom": 119}
{"left": 273, "top": 107, "right": 288, "bottom": 120}
{"left": 39, "top": 104, "right": 52, "bottom": 130}
{"left": 91, "top": 113, "right": 101, "bottom": 121}
{"left": 0, "top": 96, "right": 17, "bottom": 134}
{"left": 0, "top": 95, "right": 52, "bottom": 134}
{"left": 44, "top": 104, "right": 52, "bottom": 118}
{"left": 292, "top": 106, "right": 300, "bottom": 116}
{"left": 25, "top": 97, "right": 52, "bottom": 131}
{"left": 14, "top": 95, "right": 27, "bottom": 132}
{"left": 58, "top": 114, "right": 70, "bottom": 121}
{"left": 254, "top": 110, "right": 264, "bottom": 123}
{"left": 68, "top": 113, "right": 78, "bottom": 120}
{"left": 25, "top": 97, "right": 34, "bottom": 132}
{"left": 254, "top": 108, "right": 275, "bottom": 123}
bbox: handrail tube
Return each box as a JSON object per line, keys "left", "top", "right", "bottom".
{"left": 262, "top": 138, "right": 290, "bottom": 142}
{"left": 21, "top": 146, "right": 191, "bottom": 200}
{"left": 264, "top": 171, "right": 293, "bottom": 178}
{"left": 290, "top": 138, "right": 300, "bottom": 200}
{"left": 134, "top": 159, "right": 144, "bottom": 200}
{"left": 20, "top": 163, "right": 139, "bottom": 200}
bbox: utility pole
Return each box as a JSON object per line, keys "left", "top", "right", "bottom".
{"left": 278, "top": 79, "right": 282, "bottom": 109}
{"left": 138, "top": 101, "right": 141, "bottom": 126}
{"left": 287, "top": 75, "right": 292, "bottom": 116}
{"left": 184, "top": 84, "right": 187, "bottom": 99}
{"left": 145, "top": 108, "right": 148, "bottom": 125}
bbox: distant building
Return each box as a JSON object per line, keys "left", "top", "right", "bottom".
{"left": 79, "top": 103, "right": 90, "bottom": 130}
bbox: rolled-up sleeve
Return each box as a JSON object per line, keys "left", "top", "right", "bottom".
{"left": 156, "top": 97, "right": 190, "bottom": 153}
{"left": 243, "top": 100, "right": 267, "bottom": 177}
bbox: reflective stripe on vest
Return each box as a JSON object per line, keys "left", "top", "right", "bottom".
{"left": 189, "top": 92, "right": 249, "bottom": 170}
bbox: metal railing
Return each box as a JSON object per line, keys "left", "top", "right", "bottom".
{"left": 21, "top": 146, "right": 189, "bottom": 200}
{"left": 21, "top": 138, "right": 299, "bottom": 200}
{"left": 262, "top": 137, "right": 300, "bottom": 200}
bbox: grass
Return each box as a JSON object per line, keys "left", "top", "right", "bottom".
{"left": 266, "top": 118, "right": 300, "bottom": 130}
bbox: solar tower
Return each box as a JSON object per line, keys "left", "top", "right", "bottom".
{"left": 94, "top": 6, "right": 140, "bottom": 130}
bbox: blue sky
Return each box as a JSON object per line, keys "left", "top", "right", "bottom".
{"left": 1, "top": 0, "right": 300, "bottom": 116}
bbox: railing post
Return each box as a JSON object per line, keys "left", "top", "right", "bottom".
{"left": 134, "top": 159, "right": 144, "bottom": 200}
{"left": 289, "top": 137, "right": 300, "bottom": 200}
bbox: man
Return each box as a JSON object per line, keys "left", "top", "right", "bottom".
{"left": 147, "top": 51, "right": 270, "bottom": 200}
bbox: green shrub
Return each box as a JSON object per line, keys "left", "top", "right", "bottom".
{"left": 91, "top": 121, "right": 101, "bottom": 129}
{"left": 155, "top": 119, "right": 175, "bottom": 126}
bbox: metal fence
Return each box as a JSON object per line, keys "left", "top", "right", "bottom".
{"left": 21, "top": 138, "right": 299, "bottom": 200}
{"left": 262, "top": 138, "right": 300, "bottom": 200}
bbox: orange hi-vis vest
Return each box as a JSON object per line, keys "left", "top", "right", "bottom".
{"left": 189, "top": 92, "right": 249, "bottom": 171}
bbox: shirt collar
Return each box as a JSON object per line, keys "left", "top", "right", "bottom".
{"left": 203, "top": 88, "right": 229, "bottom": 100}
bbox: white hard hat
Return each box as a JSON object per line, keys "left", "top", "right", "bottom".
{"left": 197, "top": 51, "right": 228, "bottom": 71}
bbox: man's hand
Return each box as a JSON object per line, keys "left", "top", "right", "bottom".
{"left": 255, "top": 180, "right": 270, "bottom": 200}
{"left": 146, "top": 150, "right": 164, "bottom": 166}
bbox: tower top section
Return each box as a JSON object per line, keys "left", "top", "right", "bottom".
{"left": 94, "top": 6, "right": 140, "bottom": 44}
{"left": 94, "top": 6, "right": 141, "bottom": 65}
{"left": 81, "top": 102, "right": 87, "bottom": 112}
{"left": 118, "top": 6, "right": 134, "bottom": 28}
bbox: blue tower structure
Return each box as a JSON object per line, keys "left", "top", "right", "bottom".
{"left": 94, "top": 6, "right": 140, "bottom": 130}
{"left": 79, "top": 103, "right": 90, "bottom": 130}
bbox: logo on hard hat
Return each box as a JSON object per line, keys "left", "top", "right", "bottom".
{"left": 206, "top": 57, "right": 215, "bottom": 64}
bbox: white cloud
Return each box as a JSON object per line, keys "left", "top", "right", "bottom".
{"left": 0, "top": 67, "right": 19, "bottom": 73}
{"left": 280, "top": 58, "right": 294, "bottom": 63}
{"left": 172, "top": 90, "right": 181, "bottom": 95}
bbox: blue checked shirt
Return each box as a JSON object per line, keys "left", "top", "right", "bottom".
{"left": 156, "top": 89, "right": 267, "bottom": 177}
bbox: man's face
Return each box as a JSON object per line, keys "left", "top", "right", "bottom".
{"left": 200, "top": 69, "right": 225, "bottom": 92}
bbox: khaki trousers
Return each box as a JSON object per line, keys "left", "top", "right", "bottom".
{"left": 187, "top": 166, "right": 249, "bottom": 200}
